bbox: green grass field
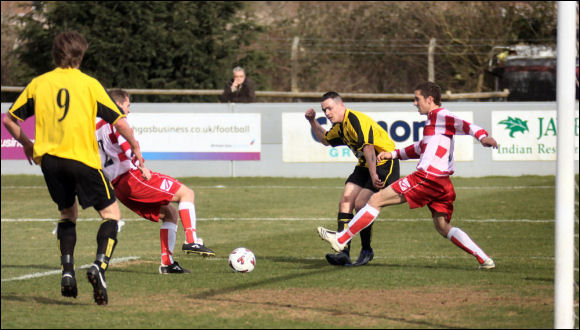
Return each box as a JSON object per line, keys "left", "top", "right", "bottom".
{"left": 1, "top": 174, "right": 578, "bottom": 329}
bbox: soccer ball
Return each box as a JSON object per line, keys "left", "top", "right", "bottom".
{"left": 228, "top": 247, "right": 256, "bottom": 273}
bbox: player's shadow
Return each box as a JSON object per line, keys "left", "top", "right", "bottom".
{"left": 260, "top": 255, "right": 505, "bottom": 273}
{"left": 110, "top": 267, "right": 157, "bottom": 275}
{"left": 349, "top": 260, "right": 507, "bottom": 273}
{"left": 369, "top": 262, "right": 476, "bottom": 271}
{"left": 259, "top": 255, "right": 327, "bottom": 269}
{"left": 0, "top": 293, "right": 90, "bottom": 306}
{"left": 188, "top": 267, "right": 336, "bottom": 301}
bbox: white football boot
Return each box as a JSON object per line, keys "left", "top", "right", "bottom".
{"left": 317, "top": 227, "right": 347, "bottom": 252}
{"left": 478, "top": 258, "right": 496, "bottom": 270}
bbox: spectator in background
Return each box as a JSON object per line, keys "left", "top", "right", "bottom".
{"left": 219, "top": 66, "right": 256, "bottom": 103}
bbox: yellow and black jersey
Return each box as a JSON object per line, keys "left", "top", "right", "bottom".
{"left": 325, "top": 108, "right": 395, "bottom": 167}
{"left": 9, "top": 67, "right": 125, "bottom": 169}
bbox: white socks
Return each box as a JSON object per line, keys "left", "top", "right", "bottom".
{"left": 178, "top": 202, "right": 197, "bottom": 244}
{"left": 336, "top": 205, "right": 491, "bottom": 265}
{"left": 160, "top": 221, "right": 177, "bottom": 266}
{"left": 447, "top": 227, "right": 489, "bottom": 264}
{"left": 338, "top": 204, "right": 380, "bottom": 245}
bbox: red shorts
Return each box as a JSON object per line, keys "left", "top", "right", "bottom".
{"left": 391, "top": 170, "right": 456, "bottom": 221}
{"left": 112, "top": 168, "right": 183, "bottom": 222}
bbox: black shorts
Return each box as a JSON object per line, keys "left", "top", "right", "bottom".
{"left": 345, "top": 159, "right": 400, "bottom": 193}
{"left": 40, "top": 154, "right": 116, "bottom": 211}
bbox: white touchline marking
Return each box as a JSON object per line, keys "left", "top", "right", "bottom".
{"left": 1, "top": 185, "right": 556, "bottom": 190}
{"left": 177, "top": 255, "right": 558, "bottom": 261}
{"left": 1, "top": 256, "right": 140, "bottom": 282}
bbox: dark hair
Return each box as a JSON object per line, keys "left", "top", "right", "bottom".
{"left": 52, "top": 31, "right": 88, "bottom": 68}
{"left": 322, "top": 91, "right": 342, "bottom": 102}
{"left": 109, "top": 89, "right": 129, "bottom": 104}
{"left": 414, "top": 82, "right": 441, "bottom": 106}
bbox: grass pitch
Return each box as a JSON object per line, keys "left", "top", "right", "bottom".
{"left": 1, "top": 174, "right": 578, "bottom": 329}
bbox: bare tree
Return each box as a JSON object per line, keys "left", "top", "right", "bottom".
{"left": 253, "top": 1, "right": 557, "bottom": 94}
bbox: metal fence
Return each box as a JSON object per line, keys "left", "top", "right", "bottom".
{"left": 1, "top": 86, "right": 510, "bottom": 101}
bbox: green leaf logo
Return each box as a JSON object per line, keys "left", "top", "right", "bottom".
{"left": 498, "top": 117, "right": 529, "bottom": 138}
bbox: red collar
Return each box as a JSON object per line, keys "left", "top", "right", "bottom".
{"left": 427, "top": 108, "right": 444, "bottom": 119}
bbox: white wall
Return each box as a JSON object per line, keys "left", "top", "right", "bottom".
{"left": 2, "top": 101, "right": 578, "bottom": 178}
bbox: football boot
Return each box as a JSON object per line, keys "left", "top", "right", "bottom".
{"left": 351, "top": 249, "right": 374, "bottom": 266}
{"left": 182, "top": 238, "right": 215, "bottom": 256}
{"left": 61, "top": 271, "right": 77, "bottom": 298}
{"left": 86, "top": 264, "right": 108, "bottom": 305}
{"left": 159, "top": 261, "right": 191, "bottom": 274}
{"left": 325, "top": 251, "right": 352, "bottom": 266}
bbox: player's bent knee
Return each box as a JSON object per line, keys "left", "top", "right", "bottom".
{"left": 354, "top": 200, "right": 367, "bottom": 213}
{"left": 97, "top": 202, "right": 121, "bottom": 221}
{"left": 432, "top": 215, "right": 451, "bottom": 237}
{"left": 338, "top": 199, "right": 355, "bottom": 211}
{"left": 175, "top": 185, "right": 195, "bottom": 203}
{"left": 60, "top": 207, "right": 78, "bottom": 222}
{"left": 367, "top": 193, "right": 384, "bottom": 209}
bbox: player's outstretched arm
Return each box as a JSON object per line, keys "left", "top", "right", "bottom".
{"left": 480, "top": 136, "right": 498, "bottom": 149}
{"left": 114, "top": 117, "right": 144, "bottom": 165}
{"left": 305, "top": 108, "right": 329, "bottom": 146}
{"left": 377, "top": 151, "right": 393, "bottom": 162}
{"left": 304, "top": 108, "right": 317, "bottom": 122}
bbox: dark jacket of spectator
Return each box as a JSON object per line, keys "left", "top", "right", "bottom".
{"left": 219, "top": 77, "right": 256, "bottom": 103}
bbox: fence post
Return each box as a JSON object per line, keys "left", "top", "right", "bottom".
{"left": 291, "top": 36, "right": 300, "bottom": 92}
{"left": 428, "top": 38, "right": 436, "bottom": 82}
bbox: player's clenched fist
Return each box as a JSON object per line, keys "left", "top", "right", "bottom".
{"left": 305, "top": 108, "right": 316, "bottom": 121}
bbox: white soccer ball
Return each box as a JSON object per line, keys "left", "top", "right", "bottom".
{"left": 228, "top": 247, "right": 256, "bottom": 273}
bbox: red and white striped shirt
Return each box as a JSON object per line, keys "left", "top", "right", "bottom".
{"left": 96, "top": 118, "right": 137, "bottom": 182}
{"left": 391, "top": 108, "right": 488, "bottom": 177}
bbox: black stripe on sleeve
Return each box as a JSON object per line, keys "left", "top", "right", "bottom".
{"left": 10, "top": 98, "right": 35, "bottom": 121}
{"left": 97, "top": 101, "right": 122, "bottom": 124}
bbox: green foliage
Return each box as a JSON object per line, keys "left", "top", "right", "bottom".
{"left": 14, "top": 1, "right": 268, "bottom": 101}
{"left": 4, "top": 1, "right": 560, "bottom": 100}
{"left": 505, "top": 2, "right": 558, "bottom": 42}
